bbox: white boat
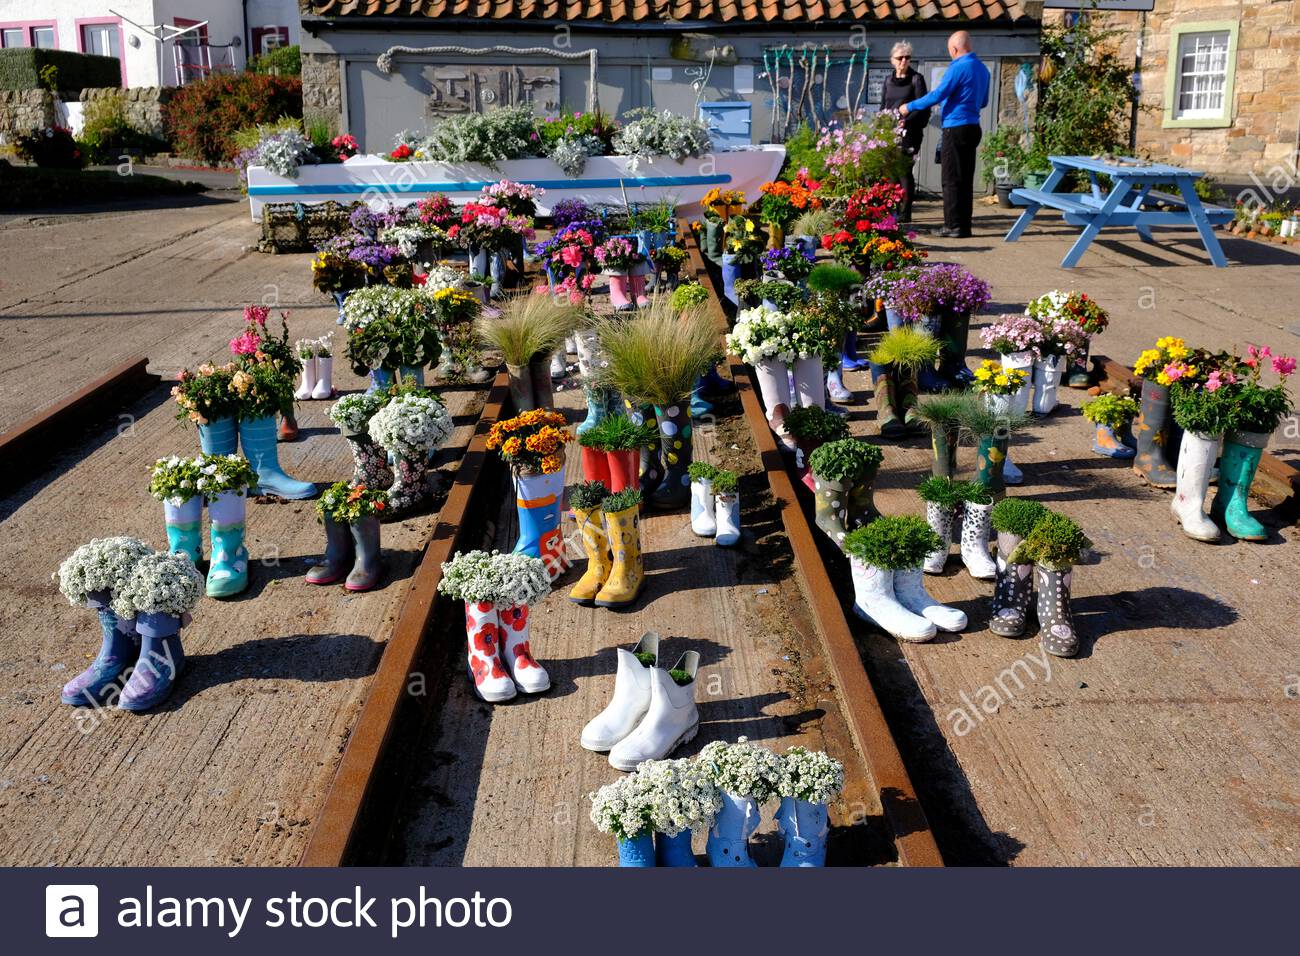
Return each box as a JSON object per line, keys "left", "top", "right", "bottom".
{"left": 245, "top": 146, "right": 786, "bottom": 222}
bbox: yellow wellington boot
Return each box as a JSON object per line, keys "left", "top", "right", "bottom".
{"left": 594, "top": 503, "right": 644, "bottom": 609}
{"left": 569, "top": 505, "right": 613, "bottom": 606}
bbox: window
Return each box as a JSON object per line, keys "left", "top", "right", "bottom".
{"left": 1, "top": 28, "right": 23, "bottom": 48}
{"left": 1175, "top": 31, "right": 1230, "bottom": 119}
{"left": 31, "top": 25, "right": 55, "bottom": 48}
{"left": 81, "top": 23, "right": 121, "bottom": 60}
{"left": 1163, "top": 21, "right": 1239, "bottom": 129}
{"left": 252, "top": 26, "right": 290, "bottom": 55}
{"left": 0, "top": 22, "right": 57, "bottom": 48}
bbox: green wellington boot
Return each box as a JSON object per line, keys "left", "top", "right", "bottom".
{"left": 1210, "top": 432, "right": 1269, "bottom": 540}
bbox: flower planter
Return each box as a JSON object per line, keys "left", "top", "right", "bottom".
{"left": 1000, "top": 350, "right": 1034, "bottom": 416}
{"left": 975, "top": 433, "right": 1010, "bottom": 499}
{"left": 616, "top": 832, "right": 656, "bottom": 867}
{"left": 606, "top": 449, "right": 641, "bottom": 494}
{"left": 752, "top": 357, "right": 792, "bottom": 425}
{"left": 995, "top": 183, "right": 1017, "bottom": 208}
{"left": 1023, "top": 170, "right": 1049, "bottom": 191}
{"left": 163, "top": 497, "right": 203, "bottom": 564}
{"left": 246, "top": 147, "right": 787, "bottom": 222}
{"left": 930, "top": 423, "right": 960, "bottom": 479}
{"left": 367, "top": 367, "right": 394, "bottom": 395}
{"left": 706, "top": 792, "right": 759, "bottom": 867}
{"left": 514, "top": 467, "right": 567, "bottom": 580}
{"left": 197, "top": 417, "right": 238, "bottom": 456}
{"left": 792, "top": 356, "right": 826, "bottom": 409}
{"left": 721, "top": 254, "right": 742, "bottom": 305}
{"left": 654, "top": 830, "right": 697, "bottom": 867}
{"left": 702, "top": 218, "right": 725, "bottom": 262}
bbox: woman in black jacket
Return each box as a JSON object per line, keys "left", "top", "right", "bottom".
{"left": 879, "top": 41, "right": 930, "bottom": 222}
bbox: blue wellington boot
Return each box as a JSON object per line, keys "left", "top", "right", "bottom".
{"left": 197, "top": 417, "right": 237, "bottom": 456}
{"left": 654, "top": 829, "right": 697, "bottom": 867}
{"left": 332, "top": 291, "right": 349, "bottom": 326}
{"left": 706, "top": 792, "right": 759, "bottom": 867}
{"left": 616, "top": 833, "right": 656, "bottom": 867}
{"left": 61, "top": 599, "right": 140, "bottom": 707}
{"left": 514, "top": 468, "right": 568, "bottom": 580}
{"left": 206, "top": 491, "right": 249, "bottom": 598}
{"left": 721, "top": 253, "right": 741, "bottom": 305}
{"left": 238, "top": 415, "right": 317, "bottom": 499}
{"left": 775, "top": 796, "right": 829, "bottom": 867}
{"left": 118, "top": 614, "right": 186, "bottom": 712}
{"left": 700, "top": 364, "right": 736, "bottom": 395}
{"left": 689, "top": 382, "right": 713, "bottom": 419}
{"left": 163, "top": 497, "right": 202, "bottom": 564}
{"left": 841, "top": 333, "right": 868, "bottom": 371}
{"left": 577, "top": 386, "right": 607, "bottom": 436}
{"left": 366, "top": 367, "right": 394, "bottom": 395}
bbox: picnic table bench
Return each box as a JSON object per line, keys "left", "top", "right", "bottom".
{"left": 1004, "top": 155, "right": 1233, "bottom": 268}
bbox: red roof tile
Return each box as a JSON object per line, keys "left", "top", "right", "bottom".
{"left": 300, "top": 0, "right": 1034, "bottom": 21}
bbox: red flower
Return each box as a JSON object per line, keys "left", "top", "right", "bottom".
{"left": 511, "top": 641, "right": 538, "bottom": 668}
{"left": 469, "top": 656, "right": 488, "bottom": 686}
{"left": 472, "top": 624, "right": 498, "bottom": 656}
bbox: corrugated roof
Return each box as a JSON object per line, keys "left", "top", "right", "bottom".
{"left": 300, "top": 0, "right": 1032, "bottom": 23}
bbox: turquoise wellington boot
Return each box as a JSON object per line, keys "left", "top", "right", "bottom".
{"left": 206, "top": 491, "right": 250, "bottom": 597}
{"left": 163, "top": 497, "right": 203, "bottom": 564}
{"left": 238, "top": 415, "right": 316, "bottom": 499}
{"left": 197, "top": 416, "right": 238, "bottom": 455}
{"left": 1210, "top": 434, "right": 1268, "bottom": 541}
{"left": 578, "top": 386, "right": 608, "bottom": 436}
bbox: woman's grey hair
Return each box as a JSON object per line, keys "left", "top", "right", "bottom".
{"left": 890, "top": 41, "right": 914, "bottom": 60}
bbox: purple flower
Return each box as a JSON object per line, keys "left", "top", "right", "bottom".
{"left": 552, "top": 198, "right": 595, "bottom": 230}
{"left": 888, "top": 263, "right": 991, "bottom": 321}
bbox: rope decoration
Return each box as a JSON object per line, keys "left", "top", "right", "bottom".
{"left": 375, "top": 44, "right": 600, "bottom": 112}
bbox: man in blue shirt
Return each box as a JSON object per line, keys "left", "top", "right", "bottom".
{"left": 900, "top": 31, "right": 990, "bottom": 238}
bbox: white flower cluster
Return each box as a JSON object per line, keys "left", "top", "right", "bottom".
{"left": 341, "top": 286, "right": 428, "bottom": 332}
{"left": 256, "top": 129, "right": 314, "bottom": 179}
{"left": 367, "top": 393, "right": 454, "bottom": 460}
{"left": 588, "top": 775, "right": 657, "bottom": 842}
{"left": 613, "top": 108, "right": 713, "bottom": 172}
{"left": 111, "top": 551, "right": 204, "bottom": 619}
{"left": 421, "top": 264, "right": 465, "bottom": 295}
{"left": 150, "top": 454, "right": 258, "bottom": 504}
{"left": 697, "top": 737, "right": 785, "bottom": 802}
{"left": 438, "top": 550, "right": 550, "bottom": 607}
{"left": 379, "top": 223, "right": 441, "bottom": 260}
{"left": 55, "top": 536, "right": 153, "bottom": 606}
{"left": 775, "top": 746, "right": 845, "bottom": 804}
{"left": 726, "top": 306, "right": 798, "bottom": 365}
{"left": 296, "top": 332, "right": 333, "bottom": 359}
{"left": 634, "top": 758, "right": 723, "bottom": 836}
{"left": 328, "top": 393, "right": 387, "bottom": 435}
{"left": 549, "top": 134, "right": 604, "bottom": 177}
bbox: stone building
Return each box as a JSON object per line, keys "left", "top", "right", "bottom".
{"left": 1094, "top": 0, "right": 1300, "bottom": 186}
{"left": 298, "top": 0, "right": 1045, "bottom": 194}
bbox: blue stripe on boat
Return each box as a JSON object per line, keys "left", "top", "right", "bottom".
{"left": 248, "top": 173, "right": 733, "bottom": 196}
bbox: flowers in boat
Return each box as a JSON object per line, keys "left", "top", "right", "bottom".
{"left": 54, "top": 536, "right": 154, "bottom": 607}
{"left": 367, "top": 391, "right": 454, "bottom": 460}
{"left": 611, "top": 108, "right": 712, "bottom": 171}
{"left": 593, "top": 236, "right": 644, "bottom": 273}
{"left": 331, "top": 133, "right": 358, "bottom": 161}
{"left": 439, "top": 549, "right": 551, "bottom": 608}
{"left": 486, "top": 408, "right": 573, "bottom": 475}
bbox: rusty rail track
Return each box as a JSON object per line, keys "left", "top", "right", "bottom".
{"left": 684, "top": 225, "right": 944, "bottom": 867}
{"left": 0, "top": 356, "right": 160, "bottom": 497}
{"left": 300, "top": 369, "right": 510, "bottom": 866}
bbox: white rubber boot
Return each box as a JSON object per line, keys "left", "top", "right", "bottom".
{"left": 311, "top": 356, "right": 334, "bottom": 399}
{"left": 295, "top": 356, "right": 317, "bottom": 400}
{"left": 849, "top": 557, "right": 936, "bottom": 642}
{"left": 893, "top": 566, "right": 967, "bottom": 632}
{"left": 1002, "top": 452, "right": 1024, "bottom": 485}
{"left": 960, "top": 501, "right": 998, "bottom": 580}
{"left": 715, "top": 492, "right": 741, "bottom": 547}
{"left": 923, "top": 501, "right": 956, "bottom": 574}
{"left": 464, "top": 601, "right": 516, "bottom": 703}
{"left": 550, "top": 351, "right": 567, "bottom": 380}
{"left": 1172, "top": 430, "right": 1222, "bottom": 542}
{"left": 580, "top": 632, "right": 658, "bottom": 752}
{"left": 826, "top": 367, "right": 852, "bottom": 404}
{"left": 690, "top": 478, "right": 716, "bottom": 537}
{"left": 608, "top": 651, "right": 700, "bottom": 771}
{"left": 565, "top": 335, "right": 577, "bottom": 357}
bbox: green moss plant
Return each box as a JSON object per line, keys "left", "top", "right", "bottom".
{"left": 843, "top": 515, "right": 944, "bottom": 570}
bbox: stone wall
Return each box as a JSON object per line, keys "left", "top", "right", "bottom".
{"left": 1084, "top": 1, "right": 1300, "bottom": 179}
{"left": 0, "top": 89, "right": 57, "bottom": 143}
{"left": 302, "top": 51, "right": 342, "bottom": 135}
{"left": 79, "top": 87, "right": 173, "bottom": 139}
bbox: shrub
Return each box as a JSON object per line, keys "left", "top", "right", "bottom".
{"left": 843, "top": 516, "right": 943, "bottom": 570}
{"left": 1009, "top": 512, "right": 1091, "bottom": 570}
{"left": 869, "top": 326, "right": 941, "bottom": 371}
{"left": 164, "top": 72, "right": 302, "bottom": 164}
{"left": 602, "top": 487, "right": 642, "bottom": 513}
{"left": 1081, "top": 394, "right": 1139, "bottom": 429}
{"left": 77, "top": 92, "right": 167, "bottom": 163}
{"left": 783, "top": 405, "right": 849, "bottom": 443}
{"left": 14, "top": 126, "right": 83, "bottom": 169}
{"left": 990, "top": 498, "right": 1049, "bottom": 537}
{"left": 711, "top": 469, "right": 739, "bottom": 494}
{"left": 808, "top": 438, "right": 883, "bottom": 482}
{"left": 247, "top": 45, "right": 301, "bottom": 77}
{"left": 0, "top": 48, "right": 120, "bottom": 92}
{"left": 806, "top": 263, "right": 861, "bottom": 296}
{"left": 670, "top": 281, "right": 710, "bottom": 312}
{"left": 687, "top": 461, "right": 719, "bottom": 482}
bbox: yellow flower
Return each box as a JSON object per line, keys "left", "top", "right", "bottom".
{"left": 974, "top": 366, "right": 993, "bottom": 380}
{"left": 1156, "top": 371, "right": 1171, "bottom": 386}
{"left": 994, "top": 374, "right": 1010, "bottom": 387}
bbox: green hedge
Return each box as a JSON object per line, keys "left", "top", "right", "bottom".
{"left": 0, "top": 48, "right": 121, "bottom": 93}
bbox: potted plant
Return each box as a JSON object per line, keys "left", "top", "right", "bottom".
{"left": 979, "top": 124, "right": 1027, "bottom": 206}
{"left": 594, "top": 236, "right": 649, "bottom": 311}
{"left": 152, "top": 454, "right": 258, "bottom": 598}
{"left": 955, "top": 395, "right": 1030, "bottom": 507}
{"left": 711, "top": 469, "right": 741, "bottom": 548}
{"left": 149, "top": 455, "right": 205, "bottom": 565}
{"left": 687, "top": 462, "right": 718, "bottom": 538}
{"left": 973, "top": 357, "right": 1032, "bottom": 485}
{"left": 784, "top": 405, "right": 850, "bottom": 490}
{"left": 308, "top": 481, "right": 388, "bottom": 591}
{"left": 868, "top": 326, "right": 940, "bottom": 439}
{"left": 172, "top": 362, "right": 240, "bottom": 451}
{"left": 1021, "top": 141, "right": 1051, "bottom": 190}
{"left": 1131, "top": 336, "right": 1193, "bottom": 488}
{"left": 916, "top": 476, "right": 982, "bottom": 575}
{"left": 486, "top": 407, "right": 574, "bottom": 580}
{"left": 580, "top": 414, "right": 658, "bottom": 494}
{"left": 651, "top": 243, "right": 687, "bottom": 291}
{"left": 809, "top": 262, "right": 871, "bottom": 376}
{"left": 54, "top": 536, "right": 154, "bottom": 708}
{"left": 758, "top": 178, "right": 823, "bottom": 249}
{"left": 449, "top": 200, "right": 535, "bottom": 298}
{"left": 808, "top": 438, "right": 883, "bottom": 548}
{"left": 1027, "top": 290, "right": 1109, "bottom": 388}
{"left": 727, "top": 305, "right": 798, "bottom": 449}
{"left": 1168, "top": 349, "right": 1237, "bottom": 542}
{"left": 1024, "top": 291, "right": 1091, "bottom": 413}
{"left": 916, "top": 391, "right": 976, "bottom": 479}
{"left": 1209, "top": 344, "right": 1296, "bottom": 541}
{"left": 591, "top": 487, "right": 646, "bottom": 609}
{"left": 638, "top": 757, "right": 722, "bottom": 867}
{"left": 790, "top": 207, "right": 835, "bottom": 257}
{"left": 988, "top": 497, "right": 1049, "bottom": 638}
{"left": 477, "top": 294, "right": 581, "bottom": 412}
{"left": 698, "top": 738, "right": 783, "bottom": 867}
{"left": 1081, "top": 393, "right": 1139, "bottom": 459}
{"left": 787, "top": 296, "right": 847, "bottom": 412}
{"left": 427, "top": 286, "right": 485, "bottom": 384}
{"left": 721, "top": 215, "right": 765, "bottom": 305}
{"left": 888, "top": 264, "right": 991, "bottom": 391}
{"left": 1007, "top": 512, "right": 1092, "bottom": 658}
{"left": 438, "top": 549, "right": 551, "bottom": 703}
{"left": 774, "top": 746, "right": 845, "bottom": 867}
{"left": 594, "top": 302, "right": 718, "bottom": 509}
{"left": 328, "top": 392, "right": 394, "bottom": 489}
{"left": 568, "top": 481, "right": 613, "bottom": 605}
{"left": 589, "top": 773, "right": 658, "bottom": 866}
{"left": 110, "top": 551, "right": 204, "bottom": 711}
{"left": 843, "top": 515, "right": 964, "bottom": 642}
{"left": 367, "top": 389, "right": 455, "bottom": 518}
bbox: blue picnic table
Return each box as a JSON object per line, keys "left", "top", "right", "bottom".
{"left": 1004, "top": 155, "right": 1234, "bottom": 268}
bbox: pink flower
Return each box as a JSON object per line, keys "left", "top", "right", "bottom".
{"left": 1273, "top": 355, "right": 1297, "bottom": 376}
{"left": 1162, "top": 363, "right": 1184, "bottom": 382}
{"left": 243, "top": 305, "right": 269, "bottom": 326}
{"left": 230, "top": 331, "right": 261, "bottom": 356}
{"left": 1205, "top": 371, "right": 1225, "bottom": 392}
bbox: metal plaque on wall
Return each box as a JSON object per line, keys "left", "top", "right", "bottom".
{"left": 422, "top": 64, "right": 560, "bottom": 118}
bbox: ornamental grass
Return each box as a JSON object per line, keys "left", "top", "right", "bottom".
{"left": 477, "top": 293, "right": 583, "bottom": 367}
{"left": 593, "top": 295, "right": 717, "bottom": 406}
